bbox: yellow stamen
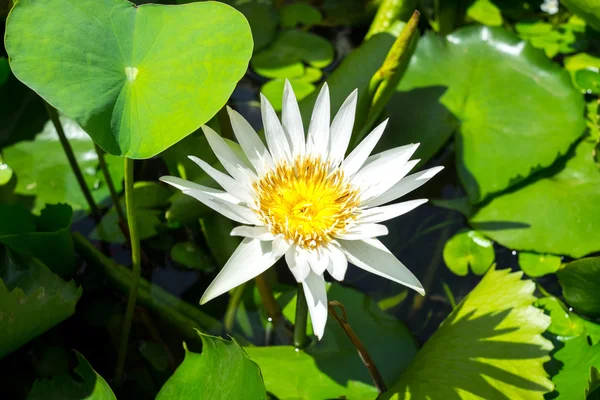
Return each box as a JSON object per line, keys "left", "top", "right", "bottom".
{"left": 253, "top": 157, "right": 361, "bottom": 249}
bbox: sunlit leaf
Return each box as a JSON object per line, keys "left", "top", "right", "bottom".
{"left": 466, "top": 0, "right": 503, "bottom": 26}
{"left": 0, "top": 249, "right": 81, "bottom": 359}
{"left": 471, "top": 136, "right": 600, "bottom": 258}
{"left": 156, "top": 333, "right": 266, "bottom": 400}
{"left": 535, "top": 297, "right": 586, "bottom": 339}
{"left": 387, "top": 26, "right": 585, "bottom": 201}
{"left": 552, "top": 335, "right": 600, "bottom": 399}
{"left": 5, "top": 0, "right": 253, "bottom": 158}
{"left": 558, "top": 257, "right": 600, "bottom": 318}
{"left": 27, "top": 351, "right": 116, "bottom": 400}
{"left": 561, "top": 0, "right": 600, "bottom": 31}
{"left": 382, "top": 267, "right": 554, "bottom": 399}
{"left": 518, "top": 252, "right": 561, "bottom": 277}
{"left": 443, "top": 230, "right": 495, "bottom": 276}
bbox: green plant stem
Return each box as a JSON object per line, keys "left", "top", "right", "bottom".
{"left": 357, "top": 10, "right": 420, "bottom": 145}
{"left": 328, "top": 301, "right": 387, "bottom": 394}
{"left": 44, "top": 101, "right": 100, "bottom": 218}
{"left": 435, "top": 0, "right": 465, "bottom": 35}
{"left": 224, "top": 283, "right": 246, "bottom": 333}
{"left": 365, "top": 0, "right": 417, "bottom": 40}
{"left": 293, "top": 283, "right": 309, "bottom": 349}
{"left": 95, "top": 144, "right": 127, "bottom": 227}
{"left": 256, "top": 273, "right": 282, "bottom": 324}
{"left": 115, "top": 158, "right": 142, "bottom": 384}
{"left": 72, "top": 232, "right": 226, "bottom": 338}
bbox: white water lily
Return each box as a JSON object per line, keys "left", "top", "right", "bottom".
{"left": 160, "top": 81, "right": 443, "bottom": 339}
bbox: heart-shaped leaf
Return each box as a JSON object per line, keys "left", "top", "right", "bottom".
{"left": 443, "top": 230, "right": 495, "bottom": 276}
{"left": 558, "top": 257, "right": 600, "bottom": 318}
{"left": 470, "top": 136, "right": 600, "bottom": 258}
{"left": 5, "top": 0, "right": 253, "bottom": 159}
{"left": 518, "top": 252, "right": 561, "bottom": 277}
{"left": 386, "top": 26, "right": 586, "bottom": 203}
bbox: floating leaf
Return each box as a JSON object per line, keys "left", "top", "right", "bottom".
{"left": 2, "top": 117, "right": 123, "bottom": 214}
{"left": 382, "top": 267, "right": 554, "bottom": 399}
{"left": 518, "top": 252, "right": 561, "bottom": 277}
{"left": 467, "top": 0, "right": 503, "bottom": 26}
{"left": 552, "top": 335, "right": 600, "bottom": 399}
{"left": 281, "top": 3, "right": 322, "bottom": 28}
{"left": 470, "top": 136, "right": 600, "bottom": 258}
{"left": 27, "top": 351, "right": 116, "bottom": 400}
{"left": 156, "top": 333, "right": 266, "bottom": 400}
{"left": 535, "top": 296, "right": 586, "bottom": 339}
{"left": 90, "top": 182, "right": 171, "bottom": 244}
{"left": 388, "top": 26, "right": 585, "bottom": 202}
{"left": 0, "top": 249, "right": 82, "bottom": 359}
{"left": 565, "top": 53, "right": 600, "bottom": 95}
{"left": 245, "top": 283, "right": 418, "bottom": 399}
{"left": 515, "top": 17, "right": 586, "bottom": 58}
{"left": 0, "top": 204, "right": 74, "bottom": 278}
{"left": 443, "top": 230, "right": 495, "bottom": 276}
{"left": 260, "top": 68, "right": 322, "bottom": 111}
{"left": 5, "top": 0, "right": 253, "bottom": 158}
{"left": 558, "top": 257, "right": 600, "bottom": 318}
{"left": 0, "top": 159, "right": 12, "bottom": 186}
{"left": 561, "top": 0, "right": 600, "bottom": 31}
{"left": 251, "top": 30, "right": 334, "bottom": 79}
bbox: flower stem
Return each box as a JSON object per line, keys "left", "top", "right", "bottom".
{"left": 293, "top": 283, "right": 309, "bottom": 349}
{"left": 255, "top": 272, "right": 282, "bottom": 324}
{"left": 224, "top": 283, "right": 246, "bottom": 333}
{"left": 44, "top": 102, "right": 100, "bottom": 218}
{"left": 95, "top": 144, "right": 127, "bottom": 228}
{"left": 365, "top": 0, "right": 417, "bottom": 40}
{"left": 115, "top": 157, "right": 142, "bottom": 384}
{"left": 328, "top": 301, "right": 387, "bottom": 394}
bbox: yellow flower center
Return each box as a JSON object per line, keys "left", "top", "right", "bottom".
{"left": 253, "top": 157, "right": 361, "bottom": 249}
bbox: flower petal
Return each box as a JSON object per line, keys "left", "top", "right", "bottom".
{"left": 364, "top": 166, "right": 445, "bottom": 208}
{"left": 272, "top": 235, "right": 292, "bottom": 259}
{"left": 339, "top": 238, "right": 424, "bottom": 295}
{"left": 302, "top": 270, "right": 328, "bottom": 340}
{"left": 188, "top": 156, "right": 254, "bottom": 204}
{"left": 335, "top": 223, "right": 389, "bottom": 240}
{"left": 160, "top": 176, "right": 260, "bottom": 225}
{"left": 202, "top": 125, "right": 256, "bottom": 184}
{"left": 359, "top": 199, "right": 429, "bottom": 223}
{"left": 306, "top": 83, "right": 330, "bottom": 158}
{"left": 285, "top": 245, "right": 311, "bottom": 282}
{"left": 342, "top": 119, "right": 388, "bottom": 177}
{"left": 227, "top": 106, "right": 274, "bottom": 174}
{"left": 308, "top": 249, "right": 330, "bottom": 276}
{"left": 200, "top": 238, "right": 282, "bottom": 304}
{"left": 230, "top": 226, "right": 275, "bottom": 241}
{"left": 261, "top": 93, "right": 291, "bottom": 163}
{"left": 282, "top": 80, "right": 305, "bottom": 158}
{"left": 328, "top": 89, "right": 357, "bottom": 166}
{"left": 326, "top": 245, "right": 348, "bottom": 281}
{"left": 351, "top": 144, "right": 419, "bottom": 202}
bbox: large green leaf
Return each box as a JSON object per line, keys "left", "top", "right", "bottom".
{"left": 2, "top": 117, "right": 123, "bottom": 214}
{"left": 470, "top": 136, "right": 600, "bottom": 258}
{"left": 552, "top": 335, "right": 600, "bottom": 399}
{"left": 382, "top": 267, "right": 553, "bottom": 399}
{"left": 27, "top": 351, "right": 116, "bottom": 400}
{"left": 245, "top": 283, "right": 418, "bottom": 399}
{"left": 0, "top": 249, "right": 82, "bottom": 359}
{"left": 5, "top": 0, "right": 252, "bottom": 159}
{"left": 558, "top": 257, "right": 600, "bottom": 318}
{"left": 387, "top": 26, "right": 585, "bottom": 202}
{"left": 561, "top": 0, "right": 600, "bottom": 31}
{"left": 0, "top": 204, "right": 74, "bottom": 278}
{"left": 156, "top": 333, "right": 266, "bottom": 400}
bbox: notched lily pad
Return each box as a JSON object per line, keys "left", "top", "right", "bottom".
{"left": 442, "top": 230, "right": 495, "bottom": 276}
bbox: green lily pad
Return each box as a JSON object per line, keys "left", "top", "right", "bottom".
{"left": 470, "top": 136, "right": 600, "bottom": 258}
{"left": 381, "top": 267, "right": 554, "bottom": 399}
{"left": 388, "top": 26, "right": 585, "bottom": 203}
{"left": 5, "top": 0, "right": 253, "bottom": 159}
{"left": 515, "top": 17, "right": 586, "bottom": 58}
{"left": 518, "top": 252, "right": 562, "bottom": 277}
{"left": 565, "top": 53, "right": 600, "bottom": 94}
{"left": 156, "top": 333, "right": 266, "bottom": 400}
{"left": 442, "top": 230, "right": 495, "bottom": 276}
{"left": 0, "top": 160, "right": 12, "bottom": 186}
{"left": 558, "top": 257, "right": 600, "bottom": 318}
{"left": 245, "top": 283, "right": 418, "bottom": 399}
{"left": 251, "top": 30, "right": 334, "bottom": 79}
{"left": 27, "top": 351, "right": 116, "bottom": 400}
{"left": 260, "top": 68, "right": 322, "bottom": 111}
{"left": 535, "top": 296, "right": 587, "bottom": 339}
{"left": 552, "top": 335, "right": 600, "bottom": 400}
{"left": 561, "top": 0, "right": 600, "bottom": 31}
{"left": 466, "top": 0, "right": 503, "bottom": 26}
{"left": 281, "top": 3, "right": 322, "bottom": 28}
{"left": 0, "top": 204, "right": 74, "bottom": 278}
{"left": 0, "top": 249, "right": 82, "bottom": 359}
{"left": 90, "top": 181, "right": 171, "bottom": 244}
{"left": 2, "top": 117, "right": 123, "bottom": 215}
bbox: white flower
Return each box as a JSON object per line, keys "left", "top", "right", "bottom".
{"left": 541, "top": 0, "right": 559, "bottom": 15}
{"left": 160, "top": 81, "right": 443, "bottom": 339}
